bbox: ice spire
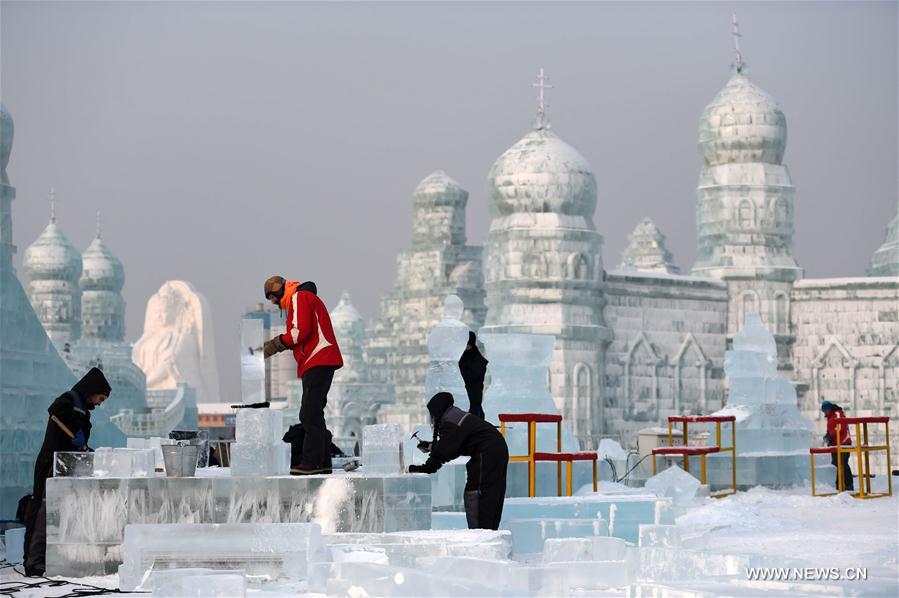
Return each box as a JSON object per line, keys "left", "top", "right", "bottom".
{"left": 731, "top": 13, "right": 746, "bottom": 74}
{"left": 47, "top": 187, "right": 57, "bottom": 223}
{"left": 532, "top": 67, "right": 553, "bottom": 130}
{"left": 619, "top": 217, "right": 680, "bottom": 274}
{"left": 95, "top": 210, "right": 102, "bottom": 239}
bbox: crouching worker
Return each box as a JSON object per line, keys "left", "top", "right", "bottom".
{"left": 408, "top": 392, "right": 509, "bottom": 530}
{"left": 24, "top": 367, "right": 111, "bottom": 576}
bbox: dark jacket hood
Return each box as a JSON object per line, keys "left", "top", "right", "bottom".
{"left": 427, "top": 392, "right": 454, "bottom": 421}
{"left": 298, "top": 281, "right": 318, "bottom": 295}
{"left": 72, "top": 367, "right": 112, "bottom": 403}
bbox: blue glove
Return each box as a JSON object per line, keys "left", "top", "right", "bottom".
{"left": 72, "top": 429, "right": 85, "bottom": 449}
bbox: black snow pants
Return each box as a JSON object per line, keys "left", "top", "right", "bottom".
{"left": 831, "top": 451, "right": 854, "bottom": 491}
{"left": 463, "top": 437, "right": 509, "bottom": 530}
{"left": 299, "top": 366, "right": 336, "bottom": 470}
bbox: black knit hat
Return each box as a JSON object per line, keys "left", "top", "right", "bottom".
{"left": 72, "top": 367, "right": 112, "bottom": 399}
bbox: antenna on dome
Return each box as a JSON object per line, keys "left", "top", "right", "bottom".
{"left": 731, "top": 13, "right": 745, "bottom": 74}
{"left": 96, "top": 210, "right": 102, "bottom": 239}
{"left": 47, "top": 188, "right": 57, "bottom": 223}
{"left": 532, "top": 67, "right": 553, "bottom": 130}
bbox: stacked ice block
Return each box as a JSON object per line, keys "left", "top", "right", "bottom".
{"left": 118, "top": 522, "right": 324, "bottom": 591}
{"left": 362, "top": 423, "right": 405, "bottom": 474}
{"left": 229, "top": 408, "right": 289, "bottom": 477}
{"left": 708, "top": 313, "right": 820, "bottom": 488}
{"left": 44, "top": 471, "right": 431, "bottom": 576}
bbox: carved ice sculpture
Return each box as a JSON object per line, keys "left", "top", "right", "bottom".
{"left": 425, "top": 295, "right": 470, "bottom": 412}
{"left": 133, "top": 280, "right": 220, "bottom": 403}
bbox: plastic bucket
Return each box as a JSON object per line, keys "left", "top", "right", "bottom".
{"left": 161, "top": 444, "right": 199, "bottom": 477}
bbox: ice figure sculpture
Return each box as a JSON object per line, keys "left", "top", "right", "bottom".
{"left": 707, "top": 313, "right": 817, "bottom": 487}
{"left": 424, "top": 295, "right": 470, "bottom": 412}
{"left": 133, "top": 280, "right": 221, "bottom": 404}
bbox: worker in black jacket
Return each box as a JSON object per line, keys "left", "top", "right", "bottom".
{"left": 408, "top": 392, "right": 509, "bottom": 530}
{"left": 23, "top": 367, "right": 111, "bottom": 577}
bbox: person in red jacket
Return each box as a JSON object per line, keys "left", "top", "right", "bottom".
{"left": 263, "top": 276, "right": 343, "bottom": 475}
{"left": 822, "top": 400, "right": 854, "bottom": 492}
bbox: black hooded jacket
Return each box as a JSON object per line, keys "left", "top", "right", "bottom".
{"left": 418, "top": 392, "right": 505, "bottom": 474}
{"left": 458, "top": 332, "right": 488, "bottom": 415}
{"left": 31, "top": 368, "right": 111, "bottom": 499}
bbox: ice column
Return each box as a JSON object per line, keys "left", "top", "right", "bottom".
{"left": 424, "top": 295, "right": 470, "bottom": 412}
{"left": 240, "top": 318, "right": 265, "bottom": 405}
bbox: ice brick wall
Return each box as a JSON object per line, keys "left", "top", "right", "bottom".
{"left": 603, "top": 272, "right": 728, "bottom": 448}
{"left": 791, "top": 277, "right": 899, "bottom": 469}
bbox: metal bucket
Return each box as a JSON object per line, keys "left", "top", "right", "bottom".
{"left": 161, "top": 444, "right": 199, "bottom": 477}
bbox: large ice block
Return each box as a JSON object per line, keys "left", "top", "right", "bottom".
{"left": 229, "top": 443, "right": 289, "bottom": 477}
{"left": 235, "top": 409, "right": 282, "bottom": 445}
{"left": 638, "top": 524, "right": 680, "bottom": 548}
{"left": 543, "top": 536, "right": 630, "bottom": 563}
{"left": 118, "top": 523, "right": 323, "bottom": 591}
{"left": 324, "top": 529, "right": 511, "bottom": 567}
{"left": 362, "top": 423, "right": 405, "bottom": 474}
{"left": 92, "top": 448, "right": 155, "bottom": 478}
{"left": 151, "top": 569, "right": 247, "bottom": 598}
{"left": 45, "top": 472, "right": 431, "bottom": 576}
{"left": 506, "top": 517, "right": 607, "bottom": 555}
{"left": 54, "top": 451, "right": 95, "bottom": 477}
{"left": 501, "top": 494, "right": 672, "bottom": 544}
{"left": 644, "top": 465, "right": 701, "bottom": 508}
{"left": 415, "top": 556, "right": 570, "bottom": 597}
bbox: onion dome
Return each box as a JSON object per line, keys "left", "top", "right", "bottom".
{"left": 413, "top": 170, "right": 467, "bottom": 206}
{"left": 80, "top": 229, "right": 124, "bottom": 292}
{"left": 412, "top": 171, "right": 469, "bottom": 246}
{"left": 487, "top": 128, "right": 596, "bottom": 218}
{"left": 330, "top": 290, "right": 365, "bottom": 338}
{"left": 1, "top": 102, "right": 13, "bottom": 186}
{"left": 618, "top": 217, "right": 680, "bottom": 274}
{"left": 699, "top": 73, "right": 787, "bottom": 166}
{"left": 23, "top": 219, "right": 82, "bottom": 283}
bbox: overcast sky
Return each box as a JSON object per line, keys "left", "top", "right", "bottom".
{"left": 2, "top": 1, "right": 896, "bottom": 404}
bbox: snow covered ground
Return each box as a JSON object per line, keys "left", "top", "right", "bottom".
{"left": 2, "top": 482, "right": 896, "bottom": 597}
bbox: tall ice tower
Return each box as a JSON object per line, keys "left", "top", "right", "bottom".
{"left": 691, "top": 16, "right": 802, "bottom": 359}
{"left": 481, "top": 69, "right": 609, "bottom": 449}
{"left": 23, "top": 189, "right": 83, "bottom": 346}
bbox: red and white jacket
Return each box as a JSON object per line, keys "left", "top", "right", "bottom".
{"left": 278, "top": 281, "right": 343, "bottom": 378}
{"left": 826, "top": 408, "right": 852, "bottom": 447}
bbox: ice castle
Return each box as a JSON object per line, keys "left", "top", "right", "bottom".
{"left": 368, "top": 42, "right": 899, "bottom": 459}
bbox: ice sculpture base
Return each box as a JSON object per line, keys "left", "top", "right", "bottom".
{"left": 45, "top": 471, "right": 431, "bottom": 577}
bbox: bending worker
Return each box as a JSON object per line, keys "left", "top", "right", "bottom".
{"left": 262, "top": 276, "right": 343, "bottom": 475}
{"left": 24, "top": 367, "right": 111, "bottom": 577}
{"left": 408, "top": 392, "right": 509, "bottom": 530}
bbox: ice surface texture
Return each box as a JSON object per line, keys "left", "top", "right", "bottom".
{"left": 118, "top": 523, "right": 322, "bottom": 591}
{"left": 362, "top": 423, "right": 406, "bottom": 474}
{"left": 45, "top": 473, "right": 431, "bottom": 576}
{"left": 424, "top": 295, "right": 470, "bottom": 412}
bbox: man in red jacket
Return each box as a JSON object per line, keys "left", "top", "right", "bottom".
{"left": 822, "top": 400, "right": 854, "bottom": 492}
{"left": 263, "top": 276, "right": 343, "bottom": 475}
